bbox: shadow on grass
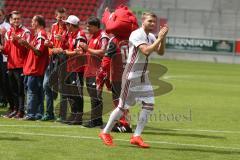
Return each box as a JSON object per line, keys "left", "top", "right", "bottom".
{"left": 141, "top": 126, "right": 225, "bottom": 139}
{"left": 0, "top": 136, "right": 33, "bottom": 142}
{"left": 143, "top": 131, "right": 225, "bottom": 139}
{"left": 120, "top": 144, "right": 240, "bottom": 155}
{"left": 155, "top": 147, "right": 240, "bottom": 155}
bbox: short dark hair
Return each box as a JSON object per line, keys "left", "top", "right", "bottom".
{"left": 34, "top": 15, "right": 46, "bottom": 28}
{"left": 55, "top": 7, "right": 66, "bottom": 14}
{"left": 87, "top": 17, "right": 100, "bottom": 28}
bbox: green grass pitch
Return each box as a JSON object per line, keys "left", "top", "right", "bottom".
{"left": 0, "top": 58, "right": 240, "bottom": 160}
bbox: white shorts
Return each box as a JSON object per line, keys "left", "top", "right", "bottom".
{"left": 118, "top": 75, "right": 154, "bottom": 109}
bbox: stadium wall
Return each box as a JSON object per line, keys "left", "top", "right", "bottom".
{"left": 157, "top": 52, "right": 240, "bottom": 64}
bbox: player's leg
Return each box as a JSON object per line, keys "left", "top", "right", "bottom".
{"left": 130, "top": 102, "right": 153, "bottom": 148}
{"left": 130, "top": 76, "right": 154, "bottom": 148}
{"left": 99, "top": 106, "right": 124, "bottom": 146}
{"left": 111, "top": 81, "right": 132, "bottom": 133}
{"left": 99, "top": 79, "right": 132, "bottom": 146}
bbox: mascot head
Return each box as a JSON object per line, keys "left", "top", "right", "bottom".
{"left": 102, "top": 5, "right": 139, "bottom": 40}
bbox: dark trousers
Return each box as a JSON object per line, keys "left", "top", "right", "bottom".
{"left": 8, "top": 68, "right": 25, "bottom": 112}
{"left": 0, "top": 60, "right": 14, "bottom": 108}
{"left": 86, "top": 77, "right": 103, "bottom": 124}
{"left": 59, "top": 72, "right": 84, "bottom": 119}
{"left": 66, "top": 72, "right": 84, "bottom": 113}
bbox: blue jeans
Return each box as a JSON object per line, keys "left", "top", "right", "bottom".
{"left": 25, "top": 76, "right": 44, "bottom": 118}
{"left": 43, "top": 65, "right": 54, "bottom": 117}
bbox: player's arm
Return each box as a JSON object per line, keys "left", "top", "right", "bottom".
{"left": 45, "top": 26, "right": 55, "bottom": 48}
{"left": 79, "top": 38, "right": 108, "bottom": 56}
{"left": 138, "top": 38, "right": 162, "bottom": 56}
{"left": 155, "top": 25, "right": 168, "bottom": 55}
{"left": 64, "top": 48, "right": 84, "bottom": 56}
{"left": 139, "top": 25, "right": 169, "bottom": 56}
{"left": 64, "top": 36, "right": 87, "bottom": 56}
{"left": 19, "top": 36, "right": 45, "bottom": 56}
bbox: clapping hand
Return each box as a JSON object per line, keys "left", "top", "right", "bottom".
{"left": 158, "top": 24, "right": 169, "bottom": 40}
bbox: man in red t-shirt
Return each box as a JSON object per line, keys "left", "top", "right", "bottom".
{"left": 0, "top": 11, "right": 30, "bottom": 118}
{"left": 79, "top": 17, "right": 109, "bottom": 128}
{"left": 42, "top": 7, "right": 68, "bottom": 121}
{"left": 20, "top": 15, "right": 49, "bottom": 120}
{"left": 57, "top": 15, "right": 87, "bottom": 125}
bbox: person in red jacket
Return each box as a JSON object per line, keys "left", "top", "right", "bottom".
{"left": 41, "top": 7, "right": 68, "bottom": 121}
{"left": 0, "top": 11, "right": 31, "bottom": 118}
{"left": 79, "top": 17, "right": 109, "bottom": 128}
{"left": 0, "top": 8, "right": 11, "bottom": 108}
{"left": 20, "top": 15, "right": 49, "bottom": 120}
{"left": 57, "top": 15, "right": 87, "bottom": 125}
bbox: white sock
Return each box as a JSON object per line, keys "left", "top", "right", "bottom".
{"left": 134, "top": 109, "right": 151, "bottom": 137}
{"left": 103, "top": 107, "right": 123, "bottom": 133}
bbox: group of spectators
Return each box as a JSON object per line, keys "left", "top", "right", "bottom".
{"left": 0, "top": 7, "right": 131, "bottom": 130}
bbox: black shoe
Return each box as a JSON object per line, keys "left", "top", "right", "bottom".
{"left": 2, "top": 108, "right": 14, "bottom": 117}
{"left": 112, "top": 123, "right": 133, "bottom": 133}
{"left": 7, "top": 110, "right": 18, "bottom": 118}
{"left": 68, "top": 113, "right": 83, "bottom": 125}
{"left": 83, "top": 120, "right": 103, "bottom": 128}
{"left": 23, "top": 115, "right": 36, "bottom": 121}
{"left": 61, "top": 113, "right": 76, "bottom": 124}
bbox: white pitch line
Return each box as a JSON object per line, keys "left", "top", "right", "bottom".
{"left": 1, "top": 124, "right": 240, "bottom": 134}
{"left": 0, "top": 124, "right": 85, "bottom": 129}
{"left": 168, "top": 128, "right": 240, "bottom": 134}
{"left": 0, "top": 130, "right": 240, "bottom": 151}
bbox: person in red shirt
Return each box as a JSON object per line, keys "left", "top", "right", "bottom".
{"left": 79, "top": 17, "right": 109, "bottom": 128}
{"left": 0, "top": 11, "right": 31, "bottom": 118}
{"left": 0, "top": 9, "right": 12, "bottom": 108}
{"left": 56, "top": 15, "right": 87, "bottom": 125}
{"left": 20, "top": 15, "right": 49, "bottom": 120}
{"left": 41, "top": 7, "right": 68, "bottom": 121}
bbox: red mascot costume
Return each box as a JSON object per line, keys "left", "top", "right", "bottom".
{"left": 97, "top": 5, "right": 138, "bottom": 132}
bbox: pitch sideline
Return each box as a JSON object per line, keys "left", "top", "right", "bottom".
{"left": 0, "top": 130, "right": 240, "bottom": 151}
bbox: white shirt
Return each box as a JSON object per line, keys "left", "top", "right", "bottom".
{"left": 126, "top": 27, "right": 156, "bottom": 79}
{"left": 0, "top": 21, "right": 11, "bottom": 62}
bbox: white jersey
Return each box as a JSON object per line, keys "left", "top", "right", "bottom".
{"left": 118, "top": 27, "right": 156, "bottom": 109}
{"left": 0, "top": 21, "right": 11, "bottom": 62}
{"left": 126, "top": 27, "right": 156, "bottom": 80}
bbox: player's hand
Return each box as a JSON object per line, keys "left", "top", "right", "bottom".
{"left": 79, "top": 42, "right": 88, "bottom": 51}
{"left": 54, "top": 34, "right": 62, "bottom": 41}
{"left": 18, "top": 39, "right": 29, "bottom": 47}
{"left": 44, "top": 40, "right": 51, "bottom": 47}
{"left": 0, "top": 28, "right": 7, "bottom": 35}
{"left": 74, "top": 48, "right": 84, "bottom": 54}
{"left": 11, "top": 33, "right": 21, "bottom": 41}
{"left": 52, "top": 48, "right": 63, "bottom": 54}
{"left": 158, "top": 24, "right": 169, "bottom": 40}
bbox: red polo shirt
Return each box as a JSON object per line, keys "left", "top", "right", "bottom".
{"left": 84, "top": 30, "right": 109, "bottom": 78}
{"left": 49, "top": 22, "right": 68, "bottom": 49}
{"left": 23, "top": 29, "right": 49, "bottom": 76}
{"left": 4, "top": 25, "right": 31, "bottom": 69}
{"left": 66, "top": 28, "right": 87, "bottom": 73}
